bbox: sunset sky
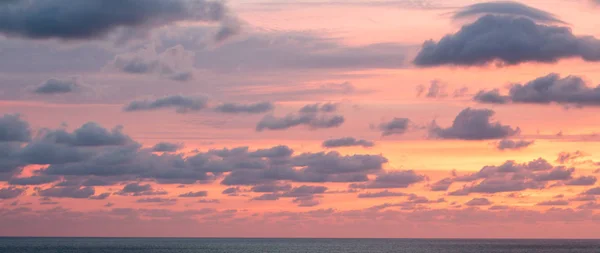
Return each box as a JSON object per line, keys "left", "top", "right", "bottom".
{"left": 2, "top": 0, "right": 600, "bottom": 238}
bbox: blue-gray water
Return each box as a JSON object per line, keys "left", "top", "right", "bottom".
{"left": 1, "top": 237, "right": 600, "bottom": 253}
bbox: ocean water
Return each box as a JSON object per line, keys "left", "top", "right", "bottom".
{"left": 0, "top": 237, "right": 599, "bottom": 253}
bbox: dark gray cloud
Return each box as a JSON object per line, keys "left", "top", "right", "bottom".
{"left": 350, "top": 170, "right": 426, "bottom": 189}
{"left": 430, "top": 178, "right": 453, "bottom": 191}
{"left": 322, "top": 137, "right": 374, "bottom": 148}
{"left": 33, "top": 78, "right": 81, "bottom": 94}
{"left": 37, "top": 186, "right": 95, "bottom": 199}
{"left": 214, "top": 102, "right": 274, "bottom": 114}
{"left": 452, "top": 1, "right": 564, "bottom": 24}
{"left": 252, "top": 185, "right": 327, "bottom": 207}
{"left": 565, "top": 176, "right": 597, "bottom": 186}
{"left": 8, "top": 175, "right": 59, "bottom": 186}
{"left": 256, "top": 105, "right": 345, "bottom": 132}
{"left": 299, "top": 103, "right": 338, "bottom": 114}
{"left": 18, "top": 140, "right": 91, "bottom": 165}
{"left": 474, "top": 74, "right": 600, "bottom": 107}
{"left": 448, "top": 158, "right": 582, "bottom": 195}
{"left": 537, "top": 200, "right": 570, "bottom": 206}
{"left": 583, "top": 187, "right": 600, "bottom": 195}
{"left": 124, "top": 95, "right": 208, "bottom": 113}
{"left": 251, "top": 183, "right": 292, "bottom": 193}
{"left": 136, "top": 197, "right": 177, "bottom": 204}
{"left": 430, "top": 108, "right": 520, "bottom": 140}
{"left": 414, "top": 15, "right": 600, "bottom": 66}
{"left": 378, "top": 118, "right": 410, "bottom": 136}
{"left": 152, "top": 142, "right": 183, "bottom": 152}
{"left": 0, "top": 0, "right": 237, "bottom": 41}
{"left": 0, "top": 187, "right": 25, "bottom": 199}
{"left": 42, "top": 122, "right": 131, "bottom": 147}
{"left": 89, "top": 193, "right": 111, "bottom": 200}
{"left": 465, "top": 198, "right": 492, "bottom": 206}
{"left": 474, "top": 89, "right": 510, "bottom": 104}
{"left": 0, "top": 114, "right": 31, "bottom": 142}
{"left": 496, "top": 139, "right": 534, "bottom": 150}
{"left": 357, "top": 190, "right": 408, "bottom": 198}
{"left": 222, "top": 151, "right": 386, "bottom": 186}
{"left": 178, "top": 191, "right": 208, "bottom": 198}
{"left": 117, "top": 183, "right": 167, "bottom": 196}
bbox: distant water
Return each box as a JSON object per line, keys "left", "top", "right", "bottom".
{"left": 1, "top": 237, "right": 600, "bottom": 253}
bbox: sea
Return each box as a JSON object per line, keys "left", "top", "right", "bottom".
{"left": 1, "top": 237, "right": 599, "bottom": 253}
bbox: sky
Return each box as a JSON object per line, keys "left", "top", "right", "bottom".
{"left": 2, "top": 0, "right": 600, "bottom": 239}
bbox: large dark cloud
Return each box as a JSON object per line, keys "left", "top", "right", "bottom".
{"left": 429, "top": 108, "right": 520, "bottom": 140}
{"left": 214, "top": 102, "right": 274, "bottom": 114}
{"left": 322, "top": 137, "right": 374, "bottom": 148}
{"left": 116, "top": 183, "right": 167, "bottom": 196}
{"left": 350, "top": 170, "right": 426, "bottom": 189}
{"left": 124, "top": 95, "right": 208, "bottom": 113}
{"left": 414, "top": 15, "right": 600, "bottom": 67}
{"left": 0, "top": 0, "right": 238, "bottom": 41}
{"left": 452, "top": 1, "right": 564, "bottom": 24}
{"left": 0, "top": 114, "right": 31, "bottom": 142}
{"left": 474, "top": 73, "right": 600, "bottom": 107}
{"left": 256, "top": 104, "right": 345, "bottom": 131}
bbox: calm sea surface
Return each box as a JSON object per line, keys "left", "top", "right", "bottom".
{"left": 1, "top": 237, "right": 599, "bottom": 253}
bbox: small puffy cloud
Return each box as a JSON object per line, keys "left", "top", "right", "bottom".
{"left": 414, "top": 15, "right": 600, "bottom": 67}
{"left": 430, "top": 178, "right": 453, "bottom": 191}
{"left": 452, "top": 1, "right": 564, "bottom": 24}
{"left": 0, "top": 0, "right": 238, "bottom": 41}
{"left": 214, "top": 102, "right": 274, "bottom": 114}
{"left": 416, "top": 80, "right": 447, "bottom": 98}
{"left": 117, "top": 183, "right": 168, "bottom": 196}
{"left": 430, "top": 108, "right": 520, "bottom": 140}
{"left": 89, "top": 193, "right": 111, "bottom": 200}
{"left": 136, "top": 198, "right": 177, "bottom": 204}
{"left": 110, "top": 45, "right": 195, "bottom": 82}
{"left": 496, "top": 139, "right": 534, "bottom": 150}
{"left": 465, "top": 198, "right": 492, "bottom": 206}
{"left": 350, "top": 170, "right": 426, "bottom": 189}
{"left": 0, "top": 114, "right": 31, "bottom": 142}
{"left": 537, "top": 200, "right": 570, "bottom": 206}
{"left": 556, "top": 151, "right": 587, "bottom": 164}
{"left": 256, "top": 105, "right": 345, "bottom": 131}
{"left": 33, "top": 78, "right": 81, "bottom": 94}
{"left": 299, "top": 103, "right": 338, "bottom": 114}
{"left": 357, "top": 190, "right": 408, "bottom": 198}
{"left": 322, "top": 137, "right": 374, "bottom": 148}
{"left": 0, "top": 187, "right": 25, "bottom": 199}
{"left": 178, "top": 191, "right": 208, "bottom": 198}
{"left": 37, "top": 186, "right": 95, "bottom": 199}
{"left": 474, "top": 74, "right": 600, "bottom": 107}
{"left": 124, "top": 95, "right": 208, "bottom": 113}
{"left": 378, "top": 118, "right": 410, "bottom": 136}
{"left": 152, "top": 142, "right": 183, "bottom": 152}
{"left": 251, "top": 183, "right": 292, "bottom": 193}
